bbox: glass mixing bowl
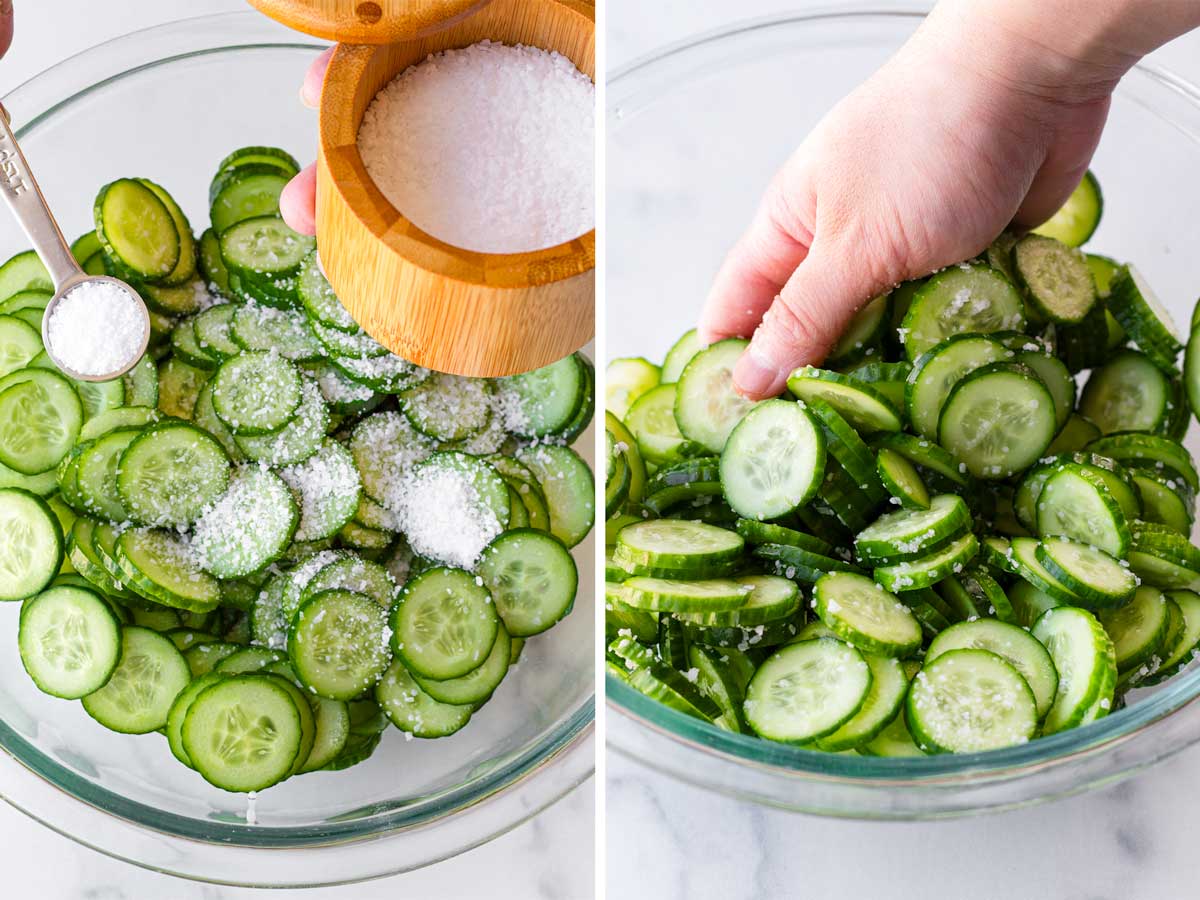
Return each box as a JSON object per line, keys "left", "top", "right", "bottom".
{"left": 607, "top": 7, "right": 1200, "bottom": 819}
{"left": 0, "top": 12, "right": 594, "bottom": 886}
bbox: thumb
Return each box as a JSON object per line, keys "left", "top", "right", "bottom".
{"left": 733, "top": 246, "right": 880, "bottom": 399}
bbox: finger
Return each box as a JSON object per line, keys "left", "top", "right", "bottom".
{"left": 733, "top": 247, "right": 880, "bottom": 399}
{"left": 1013, "top": 99, "right": 1108, "bottom": 230}
{"left": 301, "top": 46, "right": 335, "bottom": 108}
{"left": 280, "top": 163, "right": 317, "bottom": 235}
{"left": 0, "top": 1, "right": 13, "bottom": 59}
{"left": 698, "top": 168, "right": 815, "bottom": 346}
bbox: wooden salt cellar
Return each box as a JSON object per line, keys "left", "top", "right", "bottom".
{"left": 247, "top": 0, "right": 595, "bottom": 377}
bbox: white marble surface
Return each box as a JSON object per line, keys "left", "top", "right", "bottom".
{"left": 0, "top": 2, "right": 593, "bottom": 897}
{"left": 606, "top": 2, "right": 1200, "bottom": 899}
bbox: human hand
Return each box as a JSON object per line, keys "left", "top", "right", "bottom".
{"left": 698, "top": 0, "right": 1199, "bottom": 400}
{"left": 278, "top": 45, "right": 333, "bottom": 236}
{"left": 0, "top": 2, "right": 13, "bottom": 59}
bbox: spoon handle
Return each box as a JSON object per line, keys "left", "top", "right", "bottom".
{"left": 0, "top": 103, "right": 83, "bottom": 291}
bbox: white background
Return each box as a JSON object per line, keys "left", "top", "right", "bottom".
{"left": 607, "top": 3, "right": 1200, "bottom": 900}
{"left": 0, "top": 2, "right": 593, "bottom": 898}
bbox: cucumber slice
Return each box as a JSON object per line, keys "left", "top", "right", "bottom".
{"left": 182, "top": 674, "right": 303, "bottom": 791}
{"left": 290, "top": 589, "right": 391, "bottom": 699}
{"left": 854, "top": 494, "right": 969, "bottom": 565}
{"left": 827, "top": 293, "right": 891, "bottom": 366}
{"left": 605, "top": 356, "right": 660, "bottom": 421}
{"left": 674, "top": 574, "right": 798, "bottom": 627}
{"left": 515, "top": 444, "right": 594, "bottom": 548}
{"left": 625, "top": 383, "right": 706, "bottom": 465}
{"left": 0, "top": 488, "right": 63, "bottom": 600}
{"left": 94, "top": 179, "right": 180, "bottom": 280}
{"left": 301, "top": 555, "right": 397, "bottom": 610}
{"left": 900, "top": 263, "right": 1026, "bottom": 360}
{"left": 219, "top": 215, "right": 314, "bottom": 281}
{"left": 786, "top": 368, "right": 901, "bottom": 433}
{"left": 166, "top": 671, "right": 225, "bottom": 767}
{"left": 477, "top": 529, "right": 577, "bottom": 636}
{"left": 1079, "top": 350, "right": 1171, "bottom": 434}
{"left": 376, "top": 659, "right": 473, "bottom": 738}
{"left": 117, "top": 421, "right": 230, "bottom": 526}
{"left": 927, "top": 619, "right": 1059, "bottom": 718}
{"left": 614, "top": 518, "right": 743, "bottom": 579}
{"left": 907, "top": 649, "right": 1038, "bottom": 753}
{"left": 210, "top": 166, "right": 289, "bottom": 234}
{"left": 296, "top": 250, "right": 356, "bottom": 331}
{"left": 680, "top": 614, "right": 803, "bottom": 650}
{"left": 873, "top": 531, "right": 979, "bottom": 593}
{"left": 1035, "top": 536, "right": 1137, "bottom": 608}
{"left": 192, "top": 466, "right": 298, "bottom": 578}
{"left": 1147, "top": 590, "right": 1200, "bottom": 681}
{"left": 687, "top": 643, "right": 750, "bottom": 733}
{"left": 235, "top": 378, "right": 328, "bottom": 467}
{"left": 0, "top": 314, "right": 43, "bottom": 377}
{"left": 733, "top": 518, "right": 831, "bottom": 555}
{"left": 905, "top": 334, "right": 1008, "bottom": 441}
{"left": 1032, "top": 606, "right": 1117, "bottom": 734}
{"left": 814, "top": 571, "right": 923, "bottom": 657}
{"left": 79, "top": 405, "right": 158, "bottom": 443}
{"left": 1108, "top": 265, "right": 1182, "bottom": 369}
{"left": 1032, "top": 170, "right": 1102, "bottom": 247}
{"left": 719, "top": 399, "right": 824, "bottom": 520}
{"left": 1035, "top": 463, "right": 1129, "bottom": 558}
{"left": 0, "top": 369, "right": 83, "bottom": 475}
{"left": 1046, "top": 414, "right": 1102, "bottom": 455}
{"left": 1012, "top": 234, "right": 1095, "bottom": 324}
{"left": 391, "top": 567, "right": 498, "bottom": 681}
{"left": 211, "top": 351, "right": 302, "bottom": 436}
{"left": 0, "top": 250, "right": 51, "bottom": 298}
{"left": 1009, "top": 536, "right": 1087, "bottom": 606}
{"left": 231, "top": 303, "right": 322, "bottom": 361}
{"left": 751, "top": 540, "right": 860, "bottom": 584}
{"left": 875, "top": 447, "right": 929, "bottom": 509}
{"left": 814, "top": 651, "right": 907, "bottom": 751}
{"left": 937, "top": 361, "right": 1056, "bottom": 480}
{"left": 618, "top": 575, "right": 752, "bottom": 615}
{"left": 1086, "top": 433, "right": 1198, "bottom": 493}
{"left": 674, "top": 339, "right": 759, "bottom": 454}
{"left": 744, "top": 639, "right": 872, "bottom": 743}
{"left": 1097, "top": 586, "right": 1170, "bottom": 674}
{"left": 330, "top": 351, "right": 429, "bottom": 394}
{"left": 1132, "top": 472, "right": 1193, "bottom": 534}
{"left": 279, "top": 438, "right": 362, "bottom": 543}
{"left": 18, "top": 584, "right": 121, "bottom": 699}
{"left": 82, "top": 626, "right": 190, "bottom": 734}
{"left": 412, "top": 621, "right": 511, "bottom": 706}
{"left": 1015, "top": 350, "right": 1075, "bottom": 432}
{"left": 115, "top": 528, "right": 221, "bottom": 613}
{"left": 138, "top": 179, "right": 196, "bottom": 286}
{"left": 74, "top": 428, "right": 138, "bottom": 520}
{"left": 400, "top": 372, "right": 492, "bottom": 441}
{"left": 661, "top": 328, "right": 704, "bottom": 384}
{"left": 494, "top": 353, "right": 585, "bottom": 438}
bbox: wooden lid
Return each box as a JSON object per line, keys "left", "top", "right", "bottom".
{"left": 245, "top": 0, "right": 494, "bottom": 44}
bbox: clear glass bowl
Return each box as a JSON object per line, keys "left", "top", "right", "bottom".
{"left": 607, "top": 7, "right": 1200, "bottom": 819}
{"left": 0, "top": 12, "right": 594, "bottom": 886}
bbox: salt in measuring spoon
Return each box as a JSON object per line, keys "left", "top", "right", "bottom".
{"left": 0, "top": 104, "right": 149, "bottom": 382}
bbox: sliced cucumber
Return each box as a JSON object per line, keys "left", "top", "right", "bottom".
{"left": 674, "top": 339, "right": 759, "bottom": 454}
{"left": 927, "top": 619, "right": 1058, "bottom": 718}
{"left": 813, "top": 571, "right": 922, "bottom": 657}
{"left": 719, "top": 399, "right": 824, "bottom": 520}
{"left": 900, "top": 264, "right": 1026, "bottom": 360}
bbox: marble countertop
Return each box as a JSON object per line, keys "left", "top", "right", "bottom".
{"left": 0, "top": 2, "right": 592, "bottom": 897}
{"left": 607, "top": 2, "right": 1200, "bottom": 899}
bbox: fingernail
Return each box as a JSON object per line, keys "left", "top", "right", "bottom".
{"left": 300, "top": 86, "right": 317, "bottom": 109}
{"left": 733, "top": 348, "right": 783, "bottom": 399}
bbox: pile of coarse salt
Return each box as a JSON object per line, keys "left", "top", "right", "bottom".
{"left": 393, "top": 465, "right": 502, "bottom": 569}
{"left": 46, "top": 280, "right": 145, "bottom": 376}
{"left": 357, "top": 40, "right": 594, "bottom": 254}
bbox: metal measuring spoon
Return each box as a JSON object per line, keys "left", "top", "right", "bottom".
{"left": 0, "top": 103, "right": 149, "bottom": 382}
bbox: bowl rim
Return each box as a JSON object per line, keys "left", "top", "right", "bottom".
{"left": 606, "top": 5, "right": 1200, "bottom": 786}
{"left": 0, "top": 7, "right": 595, "bottom": 859}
